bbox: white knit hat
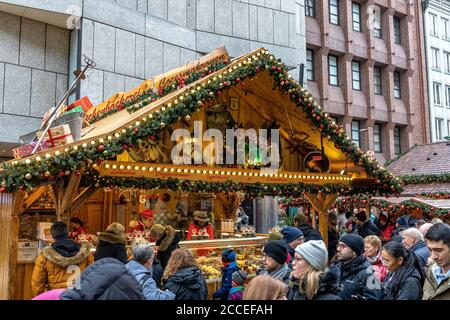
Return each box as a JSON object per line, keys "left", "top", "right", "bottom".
{"left": 295, "top": 240, "right": 328, "bottom": 271}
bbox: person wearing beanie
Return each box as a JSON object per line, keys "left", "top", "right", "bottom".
{"left": 95, "top": 222, "right": 128, "bottom": 264}
{"left": 31, "top": 222, "right": 91, "bottom": 296}
{"left": 330, "top": 234, "right": 382, "bottom": 300}
{"left": 150, "top": 224, "right": 181, "bottom": 269}
{"left": 268, "top": 232, "right": 283, "bottom": 241}
{"left": 355, "top": 210, "right": 381, "bottom": 239}
{"left": 213, "top": 249, "right": 240, "bottom": 300}
{"left": 281, "top": 226, "right": 304, "bottom": 268}
{"left": 259, "top": 240, "right": 292, "bottom": 285}
{"left": 391, "top": 215, "right": 410, "bottom": 242}
{"left": 228, "top": 270, "right": 248, "bottom": 300}
{"left": 287, "top": 240, "right": 341, "bottom": 300}
{"left": 293, "top": 213, "right": 323, "bottom": 242}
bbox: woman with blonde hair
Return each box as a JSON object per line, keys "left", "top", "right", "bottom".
{"left": 364, "top": 235, "right": 388, "bottom": 282}
{"left": 287, "top": 240, "right": 341, "bottom": 300}
{"left": 243, "top": 275, "right": 287, "bottom": 300}
{"left": 162, "top": 249, "right": 207, "bottom": 300}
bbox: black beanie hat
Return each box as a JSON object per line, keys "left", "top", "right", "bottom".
{"left": 263, "top": 240, "right": 288, "bottom": 264}
{"left": 339, "top": 234, "right": 364, "bottom": 256}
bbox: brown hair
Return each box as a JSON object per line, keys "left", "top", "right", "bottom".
{"left": 163, "top": 249, "right": 199, "bottom": 280}
{"left": 243, "top": 275, "right": 287, "bottom": 300}
{"left": 364, "top": 235, "right": 382, "bottom": 250}
{"left": 294, "top": 213, "right": 309, "bottom": 225}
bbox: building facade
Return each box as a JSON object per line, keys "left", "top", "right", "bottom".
{"left": 0, "top": 0, "right": 306, "bottom": 160}
{"left": 304, "top": 0, "right": 430, "bottom": 163}
{"left": 423, "top": 0, "right": 450, "bottom": 142}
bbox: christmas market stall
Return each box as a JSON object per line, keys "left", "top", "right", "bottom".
{"left": 0, "top": 47, "right": 401, "bottom": 300}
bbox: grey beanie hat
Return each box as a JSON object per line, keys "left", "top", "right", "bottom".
{"left": 295, "top": 240, "right": 328, "bottom": 271}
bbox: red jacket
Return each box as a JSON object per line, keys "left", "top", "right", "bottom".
{"left": 380, "top": 224, "right": 395, "bottom": 242}
{"left": 187, "top": 223, "right": 214, "bottom": 240}
{"left": 69, "top": 226, "right": 86, "bottom": 240}
{"left": 127, "top": 220, "right": 154, "bottom": 242}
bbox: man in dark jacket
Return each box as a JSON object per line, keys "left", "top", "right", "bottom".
{"left": 330, "top": 234, "right": 382, "bottom": 300}
{"left": 293, "top": 213, "right": 323, "bottom": 242}
{"left": 94, "top": 222, "right": 128, "bottom": 264}
{"left": 402, "top": 228, "right": 430, "bottom": 267}
{"left": 391, "top": 215, "right": 409, "bottom": 242}
{"left": 213, "top": 249, "right": 240, "bottom": 300}
{"left": 60, "top": 258, "right": 144, "bottom": 300}
{"left": 150, "top": 224, "right": 181, "bottom": 269}
{"left": 152, "top": 257, "right": 164, "bottom": 288}
{"left": 355, "top": 211, "right": 380, "bottom": 238}
{"left": 163, "top": 266, "right": 208, "bottom": 300}
{"left": 328, "top": 212, "right": 340, "bottom": 262}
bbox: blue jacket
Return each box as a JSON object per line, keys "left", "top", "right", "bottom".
{"left": 126, "top": 260, "right": 175, "bottom": 300}
{"left": 410, "top": 240, "right": 430, "bottom": 268}
{"left": 213, "top": 261, "right": 240, "bottom": 300}
{"left": 60, "top": 258, "right": 144, "bottom": 300}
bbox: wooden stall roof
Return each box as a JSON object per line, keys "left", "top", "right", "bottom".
{"left": 0, "top": 47, "right": 401, "bottom": 195}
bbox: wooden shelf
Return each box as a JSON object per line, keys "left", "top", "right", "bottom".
{"left": 24, "top": 208, "right": 56, "bottom": 213}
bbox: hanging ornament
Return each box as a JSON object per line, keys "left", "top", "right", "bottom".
{"left": 160, "top": 122, "right": 166, "bottom": 128}
{"left": 98, "top": 145, "right": 105, "bottom": 153}
{"left": 44, "top": 171, "right": 51, "bottom": 177}
{"left": 1, "top": 180, "right": 6, "bottom": 187}
{"left": 0, "top": 187, "right": 6, "bottom": 193}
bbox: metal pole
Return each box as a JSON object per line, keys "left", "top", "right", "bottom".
{"left": 32, "top": 55, "right": 96, "bottom": 154}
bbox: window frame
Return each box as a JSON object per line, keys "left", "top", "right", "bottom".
{"left": 329, "top": 0, "right": 340, "bottom": 25}
{"left": 373, "top": 66, "right": 382, "bottom": 95}
{"left": 430, "top": 13, "right": 439, "bottom": 37}
{"left": 352, "top": 61, "right": 361, "bottom": 91}
{"left": 433, "top": 82, "right": 442, "bottom": 106}
{"left": 351, "top": 120, "right": 361, "bottom": 147}
{"left": 373, "top": 123, "right": 382, "bottom": 153}
{"left": 393, "top": 17, "right": 401, "bottom": 44}
{"left": 431, "top": 47, "right": 440, "bottom": 70}
{"left": 305, "top": 0, "right": 315, "bottom": 17}
{"left": 373, "top": 7, "right": 382, "bottom": 38}
{"left": 444, "top": 51, "right": 450, "bottom": 73}
{"left": 328, "top": 55, "right": 339, "bottom": 86}
{"left": 445, "top": 85, "right": 450, "bottom": 107}
{"left": 394, "top": 127, "right": 401, "bottom": 155}
{"left": 393, "top": 71, "right": 401, "bottom": 99}
{"left": 352, "top": 2, "right": 361, "bottom": 32}
{"left": 306, "top": 49, "right": 314, "bottom": 81}
{"left": 443, "top": 18, "right": 449, "bottom": 40}
{"left": 435, "top": 118, "right": 444, "bottom": 140}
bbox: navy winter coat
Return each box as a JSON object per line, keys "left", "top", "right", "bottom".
{"left": 163, "top": 266, "right": 208, "bottom": 300}
{"left": 213, "top": 261, "right": 240, "bottom": 300}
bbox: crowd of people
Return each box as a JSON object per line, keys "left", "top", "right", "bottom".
{"left": 31, "top": 209, "right": 450, "bottom": 301}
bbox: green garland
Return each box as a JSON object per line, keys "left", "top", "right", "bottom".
{"left": 401, "top": 173, "right": 450, "bottom": 185}
{"left": 86, "top": 60, "right": 230, "bottom": 124}
{"left": 332, "top": 195, "right": 449, "bottom": 218}
{"left": 0, "top": 50, "right": 403, "bottom": 195}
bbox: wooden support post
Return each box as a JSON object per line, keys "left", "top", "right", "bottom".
{"left": 71, "top": 187, "right": 98, "bottom": 213}
{"left": 51, "top": 170, "right": 84, "bottom": 223}
{"left": 19, "top": 186, "right": 48, "bottom": 215}
{"left": 304, "top": 193, "right": 338, "bottom": 247}
{"left": 0, "top": 191, "right": 25, "bottom": 300}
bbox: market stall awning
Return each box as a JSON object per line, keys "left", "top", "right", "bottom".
{"left": 0, "top": 47, "right": 402, "bottom": 197}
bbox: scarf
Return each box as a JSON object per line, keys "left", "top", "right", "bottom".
{"left": 269, "top": 263, "right": 290, "bottom": 281}
{"left": 367, "top": 252, "right": 381, "bottom": 265}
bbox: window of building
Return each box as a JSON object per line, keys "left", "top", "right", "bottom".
{"left": 448, "top": 121, "right": 450, "bottom": 137}
{"left": 352, "top": 3, "right": 361, "bottom": 32}
{"left": 394, "top": 71, "right": 401, "bottom": 99}
{"left": 373, "top": 66, "right": 382, "bottom": 95}
{"left": 430, "top": 13, "right": 438, "bottom": 36}
{"left": 351, "top": 120, "right": 360, "bottom": 147}
{"left": 328, "top": 55, "right": 338, "bottom": 86}
{"left": 306, "top": 49, "right": 314, "bottom": 81}
{"left": 431, "top": 47, "right": 440, "bottom": 70}
{"left": 329, "top": 0, "right": 339, "bottom": 25}
{"left": 444, "top": 51, "right": 450, "bottom": 73}
{"left": 442, "top": 18, "right": 449, "bottom": 40}
{"left": 373, "top": 123, "right": 382, "bottom": 153}
{"left": 433, "top": 82, "right": 442, "bottom": 105}
{"left": 394, "top": 127, "right": 401, "bottom": 155}
{"left": 374, "top": 7, "right": 382, "bottom": 38}
{"left": 305, "top": 0, "right": 315, "bottom": 17}
{"left": 436, "top": 118, "right": 444, "bottom": 140}
{"left": 393, "top": 17, "right": 401, "bottom": 44}
{"left": 352, "top": 61, "right": 361, "bottom": 90}
{"left": 446, "top": 85, "right": 450, "bottom": 107}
